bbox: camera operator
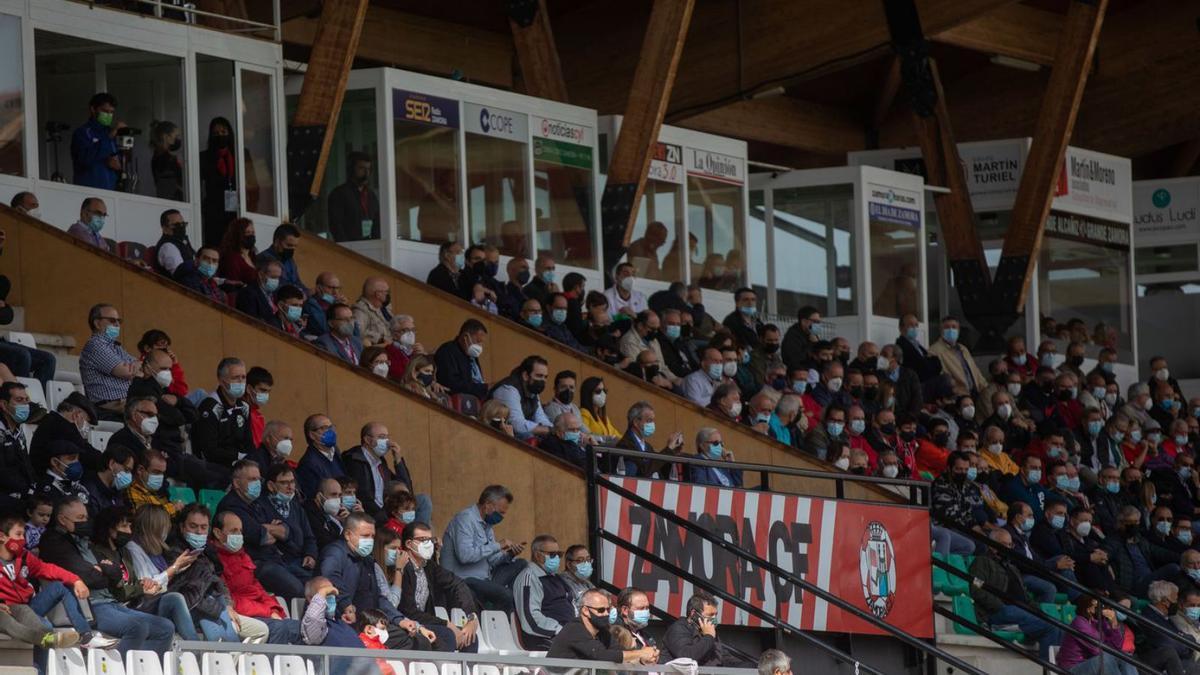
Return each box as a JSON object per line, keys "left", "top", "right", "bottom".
{"left": 70, "top": 92, "right": 127, "bottom": 191}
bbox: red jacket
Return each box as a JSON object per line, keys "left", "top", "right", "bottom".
{"left": 215, "top": 544, "right": 283, "bottom": 619}
{"left": 915, "top": 440, "right": 950, "bottom": 479}
{"left": 0, "top": 551, "right": 80, "bottom": 605}
{"left": 358, "top": 632, "right": 396, "bottom": 675}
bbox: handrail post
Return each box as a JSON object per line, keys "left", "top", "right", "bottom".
{"left": 586, "top": 445, "right": 601, "bottom": 580}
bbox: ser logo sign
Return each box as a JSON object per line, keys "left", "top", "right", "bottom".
{"left": 395, "top": 90, "right": 458, "bottom": 128}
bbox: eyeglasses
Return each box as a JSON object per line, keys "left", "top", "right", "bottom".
{"left": 585, "top": 605, "right": 611, "bottom": 613}
{"left": 100, "top": 316, "right": 122, "bottom": 325}
{"left": 569, "top": 556, "right": 593, "bottom": 564}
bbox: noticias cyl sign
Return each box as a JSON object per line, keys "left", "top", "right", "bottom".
{"left": 532, "top": 115, "right": 590, "bottom": 146}
{"left": 465, "top": 103, "right": 527, "bottom": 142}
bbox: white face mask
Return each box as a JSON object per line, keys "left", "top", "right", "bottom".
{"left": 275, "top": 439, "right": 293, "bottom": 457}
{"left": 882, "top": 465, "right": 899, "bottom": 478}
{"left": 374, "top": 628, "right": 389, "bottom": 645}
{"left": 961, "top": 406, "right": 976, "bottom": 419}
{"left": 467, "top": 342, "right": 484, "bottom": 359}
{"left": 619, "top": 276, "right": 635, "bottom": 292}
{"left": 833, "top": 457, "right": 850, "bottom": 471}
{"left": 722, "top": 362, "right": 738, "bottom": 378}
{"left": 827, "top": 377, "right": 843, "bottom": 393}
{"left": 372, "top": 362, "right": 389, "bottom": 377}
{"left": 415, "top": 540, "right": 435, "bottom": 561}
{"left": 593, "top": 392, "right": 607, "bottom": 408}
{"left": 398, "top": 331, "right": 416, "bottom": 348}
{"left": 25, "top": 208, "right": 42, "bottom": 220}
{"left": 987, "top": 443, "right": 1004, "bottom": 454}
{"left": 322, "top": 497, "right": 342, "bottom": 516}
{"left": 154, "top": 369, "right": 173, "bottom": 388}
{"left": 729, "top": 401, "right": 743, "bottom": 418}
{"left": 140, "top": 416, "right": 160, "bottom": 435}
{"left": 997, "top": 404, "right": 1013, "bottom": 420}
{"left": 1006, "top": 383, "right": 1022, "bottom": 397}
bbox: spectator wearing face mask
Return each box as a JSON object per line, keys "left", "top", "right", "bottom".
{"left": 254, "top": 224, "right": 303, "bottom": 291}
{"left": 236, "top": 260, "right": 285, "bottom": 328}
{"left": 579, "top": 378, "right": 620, "bottom": 446}
{"left": 296, "top": 414, "right": 345, "bottom": 499}
{"left": 317, "top": 304, "right": 364, "bottom": 366}
{"left": 192, "top": 357, "right": 254, "bottom": 474}
{"left": 302, "top": 272, "right": 346, "bottom": 339}
{"left": 1104, "top": 505, "right": 1181, "bottom": 597}
{"left": 216, "top": 460, "right": 307, "bottom": 600}
{"left": 929, "top": 452, "right": 983, "bottom": 556}
{"left": 81, "top": 446, "right": 135, "bottom": 517}
{"left": 1153, "top": 454, "right": 1200, "bottom": 526}
{"left": 490, "top": 356, "right": 553, "bottom": 442}
{"left": 770, "top": 395, "right": 804, "bottom": 448}
{"left": 978, "top": 425, "right": 1020, "bottom": 477}
{"left": 34, "top": 442, "right": 92, "bottom": 507}
{"left": 435, "top": 320, "right": 490, "bottom": 400}
{"left": 542, "top": 413, "right": 588, "bottom": 469}
{"left": 343, "top": 422, "right": 416, "bottom": 520}
{"left": 426, "top": 242, "right": 466, "bottom": 297}
{"left": 397, "top": 521, "right": 480, "bottom": 653}
{"left": 246, "top": 420, "right": 295, "bottom": 474}
{"left": 1120, "top": 382, "right": 1153, "bottom": 429}
{"left": 688, "top": 428, "right": 741, "bottom": 487}
{"left": 845, "top": 405, "right": 876, "bottom": 474}
{"left": 304, "top": 478, "right": 349, "bottom": 551}
{"left": 496, "top": 258, "right": 532, "bottom": 321}
{"left": 512, "top": 534, "right": 575, "bottom": 651}
{"left": 126, "top": 349, "right": 196, "bottom": 458}
{"left": 806, "top": 405, "right": 848, "bottom": 464}
{"left": 441, "top": 485, "right": 524, "bottom": 613}
{"left": 915, "top": 418, "right": 953, "bottom": 480}
{"left": 981, "top": 390, "right": 1034, "bottom": 453}
{"left": 1000, "top": 455, "right": 1048, "bottom": 520}
{"left": 810, "top": 360, "right": 851, "bottom": 409}
{"left": 1147, "top": 356, "right": 1185, "bottom": 401}
{"left": 29, "top": 393, "right": 98, "bottom": 480}
{"left": 605, "top": 264, "right": 648, "bottom": 320}
{"left": 543, "top": 294, "right": 585, "bottom": 352}
{"left": 1171, "top": 550, "right": 1200, "bottom": 598}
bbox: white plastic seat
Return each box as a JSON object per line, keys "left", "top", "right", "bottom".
{"left": 450, "top": 608, "right": 467, "bottom": 626}
{"left": 271, "top": 656, "right": 311, "bottom": 675}
{"left": 17, "top": 377, "right": 46, "bottom": 407}
{"left": 48, "top": 648, "right": 87, "bottom": 675}
{"left": 440, "top": 664, "right": 462, "bottom": 675}
{"left": 290, "top": 597, "right": 306, "bottom": 620}
{"left": 433, "top": 606, "right": 449, "bottom": 621}
{"left": 127, "top": 650, "right": 166, "bottom": 675}
{"left": 202, "top": 653, "right": 238, "bottom": 675}
{"left": 7, "top": 332, "right": 36, "bottom": 349}
{"left": 165, "top": 651, "right": 201, "bottom": 675}
{"left": 471, "top": 666, "right": 501, "bottom": 675}
{"left": 274, "top": 596, "right": 290, "bottom": 618}
{"left": 407, "top": 663, "right": 438, "bottom": 675}
{"left": 237, "top": 653, "right": 272, "bottom": 675}
{"left": 480, "top": 610, "right": 525, "bottom": 654}
{"left": 88, "top": 649, "right": 126, "bottom": 675}
{"left": 385, "top": 663, "right": 407, "bottom": 675}
{"left": 89, "top": 429, "right": 114, "bottom": 452}
{"left": 47, "top": 380, "right": 75, "bottom": 410}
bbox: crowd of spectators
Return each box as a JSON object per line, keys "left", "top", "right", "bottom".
{"left": 10, "top": 193, "right": 1200, "bottom": 672}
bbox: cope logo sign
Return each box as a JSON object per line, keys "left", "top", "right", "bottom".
{"left": 465, "top": 103, "right": 526, "bottom": 141}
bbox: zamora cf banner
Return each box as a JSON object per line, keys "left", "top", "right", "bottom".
{"left": 598, "top": 477, "right": 934, "bottom": 637}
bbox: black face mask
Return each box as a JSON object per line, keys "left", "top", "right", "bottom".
{"left": 899, "top": 430, "right": 916, "bottom": 442}
{"left": 212, "top": 135, "right": 231, "bottom": 149}
{"left": 114, "top": 531, "right": 132, "bottom": 548}
{"left": 527, "top": 379, "right": 546, "bottom": 395}
{"left": 849, "top": 386, "right": 864, "bottom": 399}
{"left": 1040, "top": 381, "right": 1054, "bottom": 393}
{"left": 880, "top": 423, "right": 897, "bottom": 435}
{"left": 486, "top": 261, "right": 500, "bottom": 277}
{"left": 516, "top": 270, "right": 531, "bottom": 285}
{"left": 863, "top": 386, "right": 878, "bottom": 399}
{"left": 993, "top": 372, "right": 1008, "bottom": 385}
{"left": 589, "top": 609, "right": 611, "bottom": 629}
{"left": 1066, "top": 355, "right": 1084, "bottom": 367}
{"left": 763, "top": 343, "right": 780, "bottom": 355}
{"left": 71, "top": 522, "right": 93, "bottom": 540}
{"left": 278, "top": 247, "right": 295, "bottom": 262}
{"left": 416, "top": 372, "right": 434, "bottom": 387}
{"left": 933, "top": 432, "right": 951, "bottom": 447}
{"left": 771, "top": 377, "right": 787, "bottom": 391}
{"left": 555, "top": 389, "right": 573, "bottom": 405}
{"left": 169, "top": 139, "right": 182, "bottom": 152}
{"left": 1120, "top": 523, "right": 1140, "bottom": 539}
{"left": 644, "top": 365, "right": 660, "bottom": 379}
{"left": 850, "top": 466, "right": 866, "bottom": 475}
{"left": 1059, "top": 390, "right": 1076, "bottom": 402}
{"left": 242, "top": 235, "right": 256, "bottom": 249}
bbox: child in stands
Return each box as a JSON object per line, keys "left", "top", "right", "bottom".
{"left": 357, "top": 608, "right": 397, "bottom": 675}
{"left": 24, "top": 495, "right": 53, "bottom": 553}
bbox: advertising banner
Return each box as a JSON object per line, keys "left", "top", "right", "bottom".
{"left": 598, "top": 477, "right": 934, "bottom": 637}
{"left": 464, "top": 103, "right": 527, "bottom": 142}
{"left": 1133, "top": 178, "right": 1200, "bottom": 242}
{"left": 685, "top": 148, "right": 744, "bottom": 185}
{"left": 1051, "top": 147, "right": 1133, "bottom": 224}
{"left": 393, "top": 90, "right": 459, "bottom": 128}
{"left": 648, "top": 142, "right": 685, "bottom": 185}
{"left": 867, "top": 183, "right": 921, "bottom": 227}
{"left": 533, "top": 138, "right": 592, "bottom": 170}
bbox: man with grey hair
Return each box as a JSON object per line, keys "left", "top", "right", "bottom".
{"left": 1121, "top": 382, "right": 1152, "bottom": 428}
{"left": 442, "top": 485, "right": 525, "bottom": 612}
{"left": 616, "top": 401, "right": 684, "bottom": 478}
{"left": 747, "top": 387, "right": 782, "bottom": 435}
{"left": 770, "top": 394, "right": 803, "bottom": 446}
{"left": 689, "top": 427, "right": 740, "bottom": 487}
{"left": 968, "top": 527, "right": 1061, "bottom": 658}
{"left": 385, "top": 313, "right": 424, "bottom": 379}
{"left": 1138, "top": 579, "right": 1200, "bottom": 673}
{"left": 79, "top": 302, "right": 137, "bottom": 416}
{"left": 542, "top": 411, "right": 587, "bottom": 468}
{"left": 246, "top": 419, "right": 294, "bottom": 473}
{"left": 757, "top": 649, "right": 791, "bottom": 675}
{"left": 194, "top": 356, "right": 253, "bottom": 469}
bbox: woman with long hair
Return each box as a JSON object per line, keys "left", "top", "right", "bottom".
{"left": 217, "top": 216, "right": 258, "bottom": 288}
{"left": 579, "top": 377, "right": 619, "bottom": 445}
{"left": 402, "top": 354, "right": 449, "bottom": 407}
{"left": 150, "top": 120, "right": 184, "bottom": 201}
{"left": 118, "top": 505, "right": 206, "bottom": 641}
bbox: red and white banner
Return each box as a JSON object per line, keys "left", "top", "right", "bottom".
{"left": 598, "top": 477, "right": 934, "bottom": 638}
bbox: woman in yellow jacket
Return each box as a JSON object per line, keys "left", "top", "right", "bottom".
{"left": 580, "top": 376, "right": 621, "bottom": 446}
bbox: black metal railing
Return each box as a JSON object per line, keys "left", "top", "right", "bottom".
{"left": 586, "top": 446, "right": 985, "bottom": 675}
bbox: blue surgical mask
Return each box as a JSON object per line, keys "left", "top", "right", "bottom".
{"left": 631, "top": 608, "right": 651, "bottom": 628}
{"left": 575, "top": 561, "right": 593, "bottom": 578}
{"left": 1115, "top": 610, "right": 1127, "bottom": 623}
{"left": 1026, "top": 469, "right": 1042, "bottom": 484}
{"left": 355, "top": 537, "right": 374, "bottom": 557}
{"left": 255, "top": 392, "right": 270, "bottom": 406}
{"left": 664, "top": 325, "right": 681, "bottom": 340}
{"left": 225, "top": 533, "right": 244, "bottom": 552}
{"left": 904, "top": 327, "right": 918, "bottom": 341}
{"left": 88, "top": 215, "right": 106, "bottom": 232}
{"left": 966, "top": 467, "right": 978, "bottom": 481}
{"left": 12, "top": 404, "right": 30, "bottom": 424}
{"left": 564, "top": 430, "right": 582, "bottom": 444}
{"left": 1055, "top": 475, "right": 1071, "bottom": 490}
{"left": 1068, "top": 477, "right": 1081, "bottom": 491}
{"left": 454, "top": 252, "right": 466, "bottom": 269}
{"left": 1180, "top": 531, "right": 1194, "bottom": 546}
{"left": 707, "top": 364, "right": 723, "bottom": 381}
{"left": 1131, "top": 429, "right": 1143, "bottom": 443}
{"left": 341, "top": 496, "right": 356, "bottom": 510}
{"left": 755, "top": 413, "right": 771, "bottom": 425}
{"left": 527, "top": 313, "right": 543, "bottom": 328}
{"left": 1050, "top": 514, "right": 1065, "bottom": 530}
{"left": 321, "top": 293, "right": 336, "bottom": 304}
{"left": 64, "top": 461, "right": 83, "bottom": 482}
{"left": 739, "top": 305, "right": 757, "bottom": 317}
{"left": 400, "top": 510, "right": 416, "bottom": 524}
{"left": 321, "top": 428, "right": 337, "bottom": 447}
{"left": 942, "top": 327, "right": 959, "bottom": 343}
{"left": 791, "top": 380, "right": 807, "bottom": 394}
{"left": 325, "top": 595, "right": 337, "bottom": 618}
{"left": 246, "top": 479, "right": 262, "bottom": 500}
{"left": 386, "top": 548, "right": 399, "bottom": 567}
{"left": 707, "top": 443, "right": 724, "bottom": 459}
{"left": 741, "top": 351, "right": 751, "bottom": 365}
{"left": 184, "top": 532, "right": 208, "bottom": 550}
{"left": 1182, "top": 467, "right": 1194, "bottom": 481}
{"left": 272, "top": 491, "right": 293, "bottom": 505}
{"left": 1105, "top": 481, "right": 1120, "bottom": 494}
{"left": 228, "top": 382, "right": 246, "bottom": 398}
{"left": 104, "top": 324, "right": 121, "bottom": 341}
{"left": 146, "top": 473, "right": 165, "bottom": 491}
{"left": 541, "top": 271, "right": 555, "bottom": 284}
{"left": 1020, "top": 518, "right": 1034, "bottom": 533}
{"left": 849, "top": 420, "right": 866, "bottom": 435}
{"left": 826, "top": 421, "right": 844, "bottom": 437}
{"left": 1087, "top": 420, "right": 1103, "bottom": 436}
{"left": 263, "top": 277, "right": 280, "bottom": 293}
{"left": 542, "top": 553, "right": 560, "bottom": 574}
{"left": 286, "top": 305, "right": 303, "bottom": 323}
{"left": 551, "top": 309, "right": 568, "bottom": 325}
{"left": 113, "top": 470, "right": 133, "bottom": 491}
{"left": 1157, "top": 521, "right": 1172, "bottom": 536}
{"left": 1187, "top": 607, "right": 1200, "bottom": 622}
{"left": 198, "top": 261, "right": 217, "bottom": 279}
{"left": 642, "top": 422, "right": 656, "bottom": 438}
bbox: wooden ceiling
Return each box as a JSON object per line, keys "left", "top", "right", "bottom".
{"left": 280, "top": 0, "right": 1200, "bottom": 179}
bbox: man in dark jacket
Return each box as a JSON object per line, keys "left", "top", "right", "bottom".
{"left": 1153, "top": 454, "right": 1200, "bottom": 525}
{"left": 235, "top": 260, "right": 284, "bottom": 329}
{"left": 1136, "top": 580, "right": 1197, "bottom": 674}
{"left": 216, "top": 460, "right": 306, "bottom": 599}
{"left": 303, "top": 477, "right": 348, "bottom": 551}
{"left": 30, "top": 392, "right": 98, "bottom": 475}
{"left": 543, "top": 293, "right": 585, "bottom": 352}
{"left": 81, "top": 445, "right": 135, "bottom": 516}
{"left": 342, "top": 422, "right": 414, "bottom": 520}
{"left": 194, "top": 358, "right": 254, "bottom": 469}
{"left": 614, "top": 401, "right": 684, "bottom": 478}
{"left": 512, "top": 534, "right": 575, "bottom": 650}
{"left": 967, "top": 528, "right": 1061, "bottom": 659}
{"left": 539, "top": 412, "right": 588, "bottom": 469}
{"left": 295, "top": 413, "right": 345, "bottom": 499}
{"left": 425, "top": 241, "right": 464, "bottom": 297}
{"left": 398, "top": 521, "right": 481, "bottom": 653}
{"left": 262, "top": 464, "right": 317, "bottom": 576}
{"left": 780, "top": 306, "right": 821, "bottom": 373}
{"left": 547, "top": 588, "right": 655, "bottom": 663}
{"left": 126, "top": 348, "right": 196, "bottom": 457}
{"left": 434, "top": 320, "right": 489, "bottom": 400}
{"left": 1104, "top": 505, "right": 1181, "bottom": 596}
{"left": 662, "top": 590, "right": 749, "bottom": 666}
{"left": 895, "top": 313, "right": 943, "bottom": 383}
{"left": 721, "top": 288, "right": 763, "bottom": 351}
{"left": 523, "top": 253, "right": 557, "bottom": 308}
{"left": 326, "top": 151, "right": 380, "bottom": 242}
{"left": 1088, "top": 466, "right": 1126, "bottom": 538}
{"left": 0, "top": 382, "right": 36, "bottom": 512}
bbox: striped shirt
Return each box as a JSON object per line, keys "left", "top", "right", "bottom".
{"left": 79, "top": 333, "right": 136, "bottom": 402}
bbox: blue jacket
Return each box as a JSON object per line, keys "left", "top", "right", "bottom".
{"left": 216, "top": 490, "right": 283, "bottom": 564}
{"left": 687, "top": 453, "right": 743, "bottom": 487}
{"left": 296, "top": 445, "right": 346, "bottom": 499}
{"left": 302, "top": 296, "right": 332, "bottom": 338}
{"left": 70, "top": 119, "right": 118, "bottom": 190}
{"left": 235, "top": 285, "right": 282, "bottom": 329}
{"left": 315, "top": 332, "right": 363, "bottom": 366}
{"left": 255, "top": 249, "right": 303, "bottom": 291}
{"left": 265, "top": 494, "right": 319, "bottom": 562}
{"left": 998, "top": 474, "right": 1049, "bottom": 520}
{"left": 319, "top": 539, "right": 402, "bottom": 624}
{"left": 434, "top": 340, "right": 488, "bottom": 399}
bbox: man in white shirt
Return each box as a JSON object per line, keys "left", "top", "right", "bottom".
{"left": 603, "top": 263, "right": 648, "bottom": 318}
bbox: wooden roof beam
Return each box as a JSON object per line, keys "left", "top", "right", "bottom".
{"left": 507, "top": 0, "right": 569, "bottom": 103}
{"left": 676, "top": 97, "right": 866, "bottom": 156}
{"left": 931, "top": 3, "right": 1060, "bottom": 66}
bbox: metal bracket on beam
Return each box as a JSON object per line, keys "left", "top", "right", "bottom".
{"left": 600, "top": 182, "right": 638, "bottom": 275}
{"left": 505, "top": 0, "right": 540, "bottom": 28}
{"left": 990, "top": 254, "right": 1032, "bottom": 309}
{"left": 286, "top": 124, "right": 326, "bottom": 221}
{"left": 883, "top": 0, "right": 937, "bottom": 118}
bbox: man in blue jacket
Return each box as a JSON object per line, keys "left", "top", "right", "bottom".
{"left": 689, "top": 428, "right": 742, "bottom": 487}
{"left": 999, "top": 454, "right": 1048, "bottom": 520}
{"left": 216, "top": 460, "right": 307, "bottom": 600}
{"left": 296, "top": 413, "right": 346, "bottom": 498}
{"left": 70, "top": 93, "right": 122, "bottom": 190}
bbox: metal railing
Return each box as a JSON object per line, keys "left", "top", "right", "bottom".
{"left": 72, "top": 0, "right": 280, "bottom": 40}
{"left": 586, "top": 447, "right": 983, "bottom": 675}
{"left": 173, "top": 641, "right": 757, "bottom": 675}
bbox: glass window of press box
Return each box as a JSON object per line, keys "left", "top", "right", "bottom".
{"left": 393, "top": 90, "right": 460, "bottom": 246}
{"left": 623, "top": 180, "right": 684, "bottom": 282}
{"left": 759, "top": 184, "right": 856, "bottom": 318}
{"left": 34, "top": 30, "right": 186, "bottom": 201}
{"left": 688, "top": 174, "right": 746, "bottom": 291}
{"left": 466, "top": 105, "right": 529, "bottom": 258}
{"left": 286, "top": 88, "right": 381, "bottom": 243}
{"left": 0, "top": 14, "right": 24, "bottom": 178}
{"left": 1037, "top": 213, "right": 1134, "bottom": 362}
{"left": 534, "top": 134, "right": 596, "bottom": 269}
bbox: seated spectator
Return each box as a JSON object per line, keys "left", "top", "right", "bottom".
{"left": 968, "top": 528, "right": 1061, "bottom": 659}
{"left": 1153, "top": 453, "right": 1199, "bottom": 525}
{"left": 1104, "top": 505, "right": 1180, "bottom": 596}
{"left": 1004, "top": 502, "right": 1058, "bottom": 604}
{"left": 561, "top": 544, "right": 595, "bottom": 602}
{"left": 708, "top": 382, "right": 743, "bottom": 421}
{"left": 216, "top": 460, "right": 307, "bottom": 599}
{"left": 401, "top": 355, "right": 450, "bottom": 407}
{"left": 236, "top": 260, "right": 284, "bottom": 328}
{"left": 513, "top": 534, "right": 575, "bottom": 650}
{"left": 302, "top": 272, "right": 346, "bottom": 339}
{"left": 517, "top": 298, "right": 544, "bottom": 332}
{"left": 385, "top": 314, "right": 423, "bottom": 380}
{"left": 175, "top": 246, "right": 229, "bottom": 304}
{"left": 194, "top": 357, "right": 254, "bottom": 469}
{"left": 805, "top": 404, "right": 847, "bottom": 463}
{"left": 1027, "top": 500, "right": 1083, "bottom": 597}
{"left": 127, "top": 452, "right": 179, "bottom": 516}
{"left": 682, "top": 348, "right": 725, "bottom": 406}
{"left": 543, "top": 370, "right": 581, "bottom": 423}
{"left": 9, "top": 190, "right": 39, "bottom": 217}
{"left": 304, "top": 477, "right": 350, "bottom": 551}
{"left": 435, "top": 319, "right": 489, "bottom": 399}
{"left": 810, "top": 360, "right": 851, "bottom": 409}
{"left": 0, "top": 382, "right": 34, "bottom": 512}
{"left": 662, "top": 590, "right": 746, "bottom": 666}
{"left": 122, "top": 505, "right": 216, "bottom": 642}
{"left": 579, "top": 377, "right": 620, "bottom": 446}
{"left": 255, "top": 223, "right": 303, "bottom": 290}
{"left": 979, "top": 424, "right": 1021, "bottom": 477}
{"left": 542, "top": 412, "right": 587, "bottom": 468}
{"left": 296, "top": 577, "right": 368, "bottom": 661}
{"left": 210, "top": 511, "right": 301, "bottom": 644}
{"left": 604, "top": 263, "right": 648, "bottom": 319}
{"left": 480, "top": 400, "right": 515, "bottom": 437}
{"left": 1137, "top": 580, "right": 1199, "bottom": 674}
{"left": 344, "top": 422, "right": 416, "bottom": 520}
{"left": 80, "top": 304, "right": 137, "bottom": 416}
{"left": 174, "top": 504, "right": 269, "bottom": 642}
{"left": 296, "top": 413, "right": 345, "bottom": 498}
{"left": 490, "top": 355, "right": 552, "bottom": 441}
{"left": 426, "top": 241, "right": 465, "bottom": 297}
{"left": 81, "top": 445, "right": 134, "bottom": 516}
{"left": 689, "top": 427, "right": 741, "bottom": 487}
{"left": 626, "top": 349, "right": 675, "bottom": 391}
{"left": 616, "top": 401, "right": 684, "bottom": 478}
{"left": 352, "top": 277, "right": 391, "bottom": 348}
{"left": 272, "top": 285, "right": 306, "bottom": 338}
{"left": 1000, "top": 454, "right": 1049, "bottom": 520}
{"left": 30, "top": 392, "right": 97, "bottom": 478}
{"left": 523, "top": 253, "right": 558, "bottom": 307}
{"left": 441, "top": 485, "right": 524, "bottom": 612}
{"left": 930, "top": 452, "right": 984, "bottom": 556}
{"left": 613, "top": 587, "right": 654, "bottom": 649}
{"left": 217, "top": 218, "right": 259, "bottom": 288}
{"left": 262, "top": 464, "right": 318, "bottom": 584}
{"left": 40, "top": 497, "right": 176, "bottom": 653}
{"left": 544, "top": 293, "right": 584, "bottom": 351}
{"left": 496, "top": 258, "right": 531, "bottom": 320}
{"left": 769, "top": 393, "right": 804, "bottom": 448}
{"left": 0, "top": 513, "right": 103, "bottom": 649}
{"left": 67, "top": 198, "right": 111, "bottom": 251}
{"left": 127, "top": 348, "right": 197, "bottom": 457}
{"left": 1171, "top": 587, "right": 1200, "bottom": 663}
{"left": 360, "top": 346, "right": 390, "bottom": 378}
{"left": 34, "top": 441, "right": 91, "bottom": 507}
{"left": 246, "top": 419, "right": 294, "bottom": 473}
{"left": 381, "top": 490, "right": 418, "bottom": 535}
{"left": 244, "top": 366, "right": 273, "bottom": 448}
{"left": 915, "top": 417, "right": 952, "bottom": 480}
{"left": 547, "top": 588, "right": 657, "bottom": 663}
{"left": 1056, "top": 594, "right": 1135, "bottom": 674}
{"left": 317, "top": 303, "right": 363, "bottom": 365}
